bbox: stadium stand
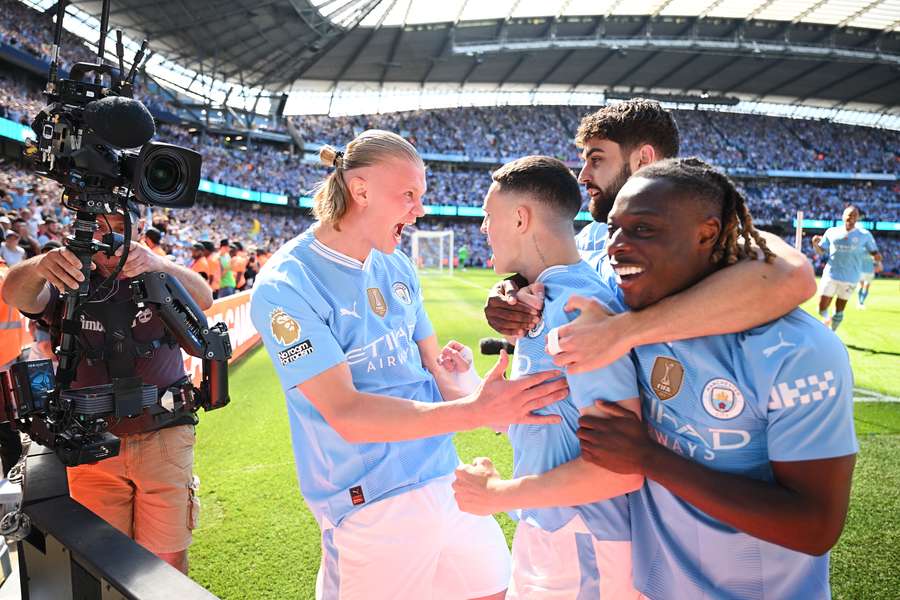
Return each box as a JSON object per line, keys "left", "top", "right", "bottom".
{"left": 0, "top": 0, "right": 897, "bottom": 279}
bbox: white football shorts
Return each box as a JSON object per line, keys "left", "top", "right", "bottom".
{"left": 316, "top": 473, "right": 510, "bottom": 600}
{"left": 859, "top": 271, "right": 875, "bottom": 283}
{"left": 820, "top": 275, "right": 857, "bottom": 301}
{"left": 506, "top": 515, "right": 646, "bottom": 600}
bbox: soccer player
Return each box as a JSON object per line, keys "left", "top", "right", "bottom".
{"left": 485, "top": 100, "right": 816, "bottom": 373}
{"left": 857, "top": 252, "right": 881, "bottom": 308}
{"left": 250, "top": 130, "right": 569, "bottom": 600}
{"left": 812, "top": 205, "right": 881, "bottom": 329}
{"left": 577, "top": 158, "right": 856, "bottom": 599}
{"left": 450, "top": 156, "right": 645, "bottom": 598}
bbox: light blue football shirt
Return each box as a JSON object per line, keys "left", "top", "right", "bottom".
{"left": 820, "top": 225, "right": 878, "bottom": 283}
{"left": 508, "top": 260, "right": 638, "bottom": 541}
{"left": 575, "top": 221, "right": 608, "bottom": 253}
{"left": 250, "top": 227, "right": 458, "bottom": 527}
{"left": 628, "top": 309, "right": 858, "bottom": 600}
{"left": 859, "top": 253, "right": 874, "bottom": 274}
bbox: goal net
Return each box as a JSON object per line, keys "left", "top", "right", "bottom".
{"left": 410, "top": 230, "right": 454, "bottom": 275}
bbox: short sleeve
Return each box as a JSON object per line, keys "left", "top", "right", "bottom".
{"left": 865, "top": 233, "right": 878, "bottom": 253}
{"left": 250, "top": 279, "right": 346, "bottom": 391}
{"left": 819, "top": 232, "right": 831, "bottom": 252}
{"left": 567, "top": 355, "right": 639, "bottom": 409}
{"left": 19, "top": 282, "right": 60, "bottom": 325}
{"left": 557, "top": 291, "right": 637, "bottom": 408}
{"left": 765, "top": 342, "right": 858, "bottom": 462}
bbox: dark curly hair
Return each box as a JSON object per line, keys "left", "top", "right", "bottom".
{"left": 575, "top": 98, "right": 679, "bottom": 159}
{"left": 637, "top": 157, "right": 774, "bottom": 267}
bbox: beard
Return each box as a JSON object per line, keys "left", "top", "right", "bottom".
{"left": 588, "top": 162, "right": 632, "bottom": 223}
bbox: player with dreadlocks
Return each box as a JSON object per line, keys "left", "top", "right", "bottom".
{"left": 574, "top": 157, "right": 857, "bottom": 599}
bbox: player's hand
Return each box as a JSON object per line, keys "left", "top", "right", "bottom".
{"left": 484, "top": 280, "right": 545, "bottom": 337}
{"left": 551, "top": 295, "right": 630, "bottom": 373}
{"left": 437, "top": 340, "right": 472, "bottom": 373}
{"left": 115, "top": 241, "right": 167, "bottom": 278}
{"left": 577, "top": 402, "right": 655, "bottom": 475}
{"left": 36, "top": 247, "right": 93, "bottom": 291}
{"left": 470, "top": 350, "right": 565, "bottom": 427}
{"left": 812, "top": 235, "right": 823, "bottom": 246}
{"left": 452, "top": 457, "right": 503, "bottom": 516}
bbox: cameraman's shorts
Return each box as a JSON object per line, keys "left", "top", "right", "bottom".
{"left": 315, "top": 473, "right": 510, "bottom": 600}
{"left": 67, "top": 424, "right": 199, "bottom": 555}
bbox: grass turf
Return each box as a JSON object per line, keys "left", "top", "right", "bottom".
{"left": 190, "top": 272, "right": 899, "bottom": 599}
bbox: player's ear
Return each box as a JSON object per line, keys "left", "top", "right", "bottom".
{"left": 515, "top": 205, "right": 530, "bottom": 232}
{"left": 634, "top": 144, "right": 656, "bottom": 170}
{"left": 698, "top": 216, "right": 721, "bottom": 249}
{"left": 347, "top": 176, "right": 368, "bottom": 208}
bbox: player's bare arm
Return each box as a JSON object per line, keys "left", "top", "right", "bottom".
{"left": 298, "top": 352, "right": 565, "bottom": 444}
{"left": 553, "top": 234, "right": 816, "bottom": 373}
{"left": 452, "top": 398, "right": 644, "bottom": 516}
{"left": 578, "top": 402, "right": 855, "bottom": 556}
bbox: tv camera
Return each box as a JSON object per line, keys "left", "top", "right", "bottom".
{"left": 1, "top": 0, "right": 231, "bottom": 470}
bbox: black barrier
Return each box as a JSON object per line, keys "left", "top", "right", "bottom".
{"left": 16, "top": 444, "right": 217, "bottom": 599}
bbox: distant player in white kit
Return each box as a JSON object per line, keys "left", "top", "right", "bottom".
{"left": 812, "top": 205, "right": 881, "bottom": 330}
{"left": 250, "top": 130, "right": 569, "bottom": 600}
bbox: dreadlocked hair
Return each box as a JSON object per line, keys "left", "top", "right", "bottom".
{"left": 637, "top": 157, "right": 775, "bottom": 267}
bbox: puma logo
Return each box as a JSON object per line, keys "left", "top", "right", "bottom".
{"left": 340, "top": 302, "right": 361, "bottom": 319}
{"left": 763, "top": 331, "right": 796, "bottom": 358}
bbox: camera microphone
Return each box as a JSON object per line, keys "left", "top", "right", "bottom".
{"left": 479, "top": 338, "right": 516, "bottom": 356}
{"left": 83, "top": 96, "right": 155, "bottom": 149}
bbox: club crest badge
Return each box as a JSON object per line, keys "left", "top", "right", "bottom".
{"left": 367, "top": 288, "right": 388, "bottom": 317}
{"left": 650, "top": 356, "right": 684, "bottom": 401}
{"left": 702, "top": 378, "right": 745, "bottom": 420}
{"left": 270, "top": 308, "right": 301, "bottom": 346}
{"left": 392, "top": 282, "right": 412, "bottom": 305}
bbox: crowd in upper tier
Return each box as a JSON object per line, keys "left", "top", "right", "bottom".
{"left": 0, "top": 0, "right": 896, "bottom": 276}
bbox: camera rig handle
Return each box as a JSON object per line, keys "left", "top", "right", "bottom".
{"left": 130, "top": 271, "right": 232, "bottom": 411}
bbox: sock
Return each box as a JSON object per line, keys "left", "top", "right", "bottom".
{"left": 859, "top": 288, "right": 869, "bottom": 305}
{"left": 819, "top": 308, "right": 829, "bottom": 319}
{"left": 831, "top": 311, "right": 844, "bottom": 331}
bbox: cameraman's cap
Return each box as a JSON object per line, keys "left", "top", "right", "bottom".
{"left": 0, "top": 216, "right": 10, "bottom": 225}
{"left": 201, "top": 241, "right": 215, "bottom": 252}
{"left": 192, "top": 241, "right": 205, "bottom": 250}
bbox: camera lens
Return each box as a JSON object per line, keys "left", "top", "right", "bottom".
{"left": 140, "top": 150, "right": 187, "bottom": 203}
{"left": 133, "top": 142, "right": 202, "bottom": 208}
{"left": 146, "top": 156, "right": 180, "bottom": 195}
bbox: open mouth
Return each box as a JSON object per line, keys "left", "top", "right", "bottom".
{"left": 393, "top": 221, "right": 413, "bottom": 243}
{"left": 610, "top": 260, "right": 645, "bottom": 287}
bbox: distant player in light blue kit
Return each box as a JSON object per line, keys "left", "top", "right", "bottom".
{"left": 577, "top": 158, "right": 857, "bottom": 600}
{"left": 449, "top": 156, "right": 645, "bottom": 599}
{"left": 856, "top": 245, "right": 882, "bottom": 309}
{"left": 812, "top": 205, "right": 881, "bottom": 329}
{"left": 250, "top": 131, "right": 569, "bottom": 600}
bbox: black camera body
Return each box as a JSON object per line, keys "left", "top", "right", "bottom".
{"left": 1, "top": 9, "right": 232, "bottom": 468}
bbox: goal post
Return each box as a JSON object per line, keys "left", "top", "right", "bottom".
{"left": 410, "top": 230, "right": 454, "bottom": 275}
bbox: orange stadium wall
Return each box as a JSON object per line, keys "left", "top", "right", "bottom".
{"left": 0, "top": 274, "right": 261, "bottom": 385}
{"left": 182, "top": 289, "right": 260, "bottom": 386}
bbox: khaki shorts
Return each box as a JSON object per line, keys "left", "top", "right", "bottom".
{"left": 67, "top": 424, "right": 199, "bottom": 554}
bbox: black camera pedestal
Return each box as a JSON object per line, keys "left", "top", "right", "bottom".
{"left": 16, "top": 444, "right": 216, "bottom": 600}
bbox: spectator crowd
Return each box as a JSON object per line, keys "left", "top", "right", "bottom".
{"left": 0, "top": 0, "right": 897, "bottom": 277}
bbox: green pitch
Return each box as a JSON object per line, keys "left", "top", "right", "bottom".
{"left": 190, "top": 273, "right": 899, "bottom": 599}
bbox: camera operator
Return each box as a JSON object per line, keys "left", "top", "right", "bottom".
{"left": 0, "top": 205, "right": 213, "bottom": 574}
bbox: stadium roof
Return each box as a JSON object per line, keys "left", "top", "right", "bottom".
{"left": 65, "top": 0, "right": 900, "bottom": 113}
